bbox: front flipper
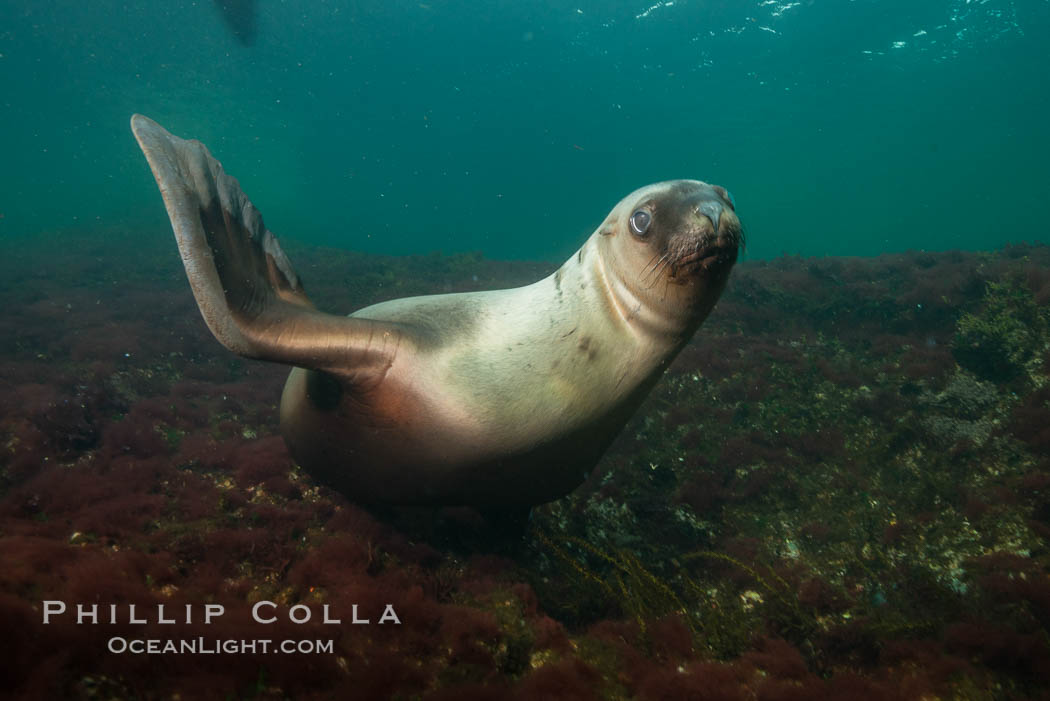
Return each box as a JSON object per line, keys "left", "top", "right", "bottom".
{"left": 131, "top": 114, "right": 402, "bottom": 380}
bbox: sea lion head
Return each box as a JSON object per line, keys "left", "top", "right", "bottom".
{"left": 596, "top": 179, "right": 742, "bottom": 327}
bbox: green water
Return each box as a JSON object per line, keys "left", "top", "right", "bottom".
{"left": 2, "top": 0, "right": 1047, "bottom": 261}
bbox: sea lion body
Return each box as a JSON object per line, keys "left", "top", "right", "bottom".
{"left": 130, "top": 115, "right": 740, "bottom": 508}
{"left": 282, "top": 234, "right": 707, "bottom": 505}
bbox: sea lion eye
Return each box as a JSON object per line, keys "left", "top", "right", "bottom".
{"left": 629, "top": 209, "right": 652, "bottom": 236}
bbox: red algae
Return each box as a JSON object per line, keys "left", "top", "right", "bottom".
{"left": 634, "top": 661, "right": 751, "bottom": 701}
{"left": 439, "top": 605, "right": 502, "bottom": 667}
{"left": 741, "top": 637, "right": 808, "bottom": 680}
{"left": 676, "top": 471, "right": 726, "bottom": 514}
{"left": 513, "top": 659, "right": 604, "bottom": 701}
{"left": 944, "top": 622, "right": 1050, "bottom": 682}
{"left": 232, "top": 436, "right": 293, "bottom": 486}
{"left": 1011, "top": 386, "right": 1050, "bottom": 455}
{"left": 531, "top": 614, "right": 571, "bottom": 652}
{"left": 647, "top": 615, "right": 695, "bottom": 660}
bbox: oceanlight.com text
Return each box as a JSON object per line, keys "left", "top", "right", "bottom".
{"left": 107, "top": 637, "right": 335, "bottom": 655}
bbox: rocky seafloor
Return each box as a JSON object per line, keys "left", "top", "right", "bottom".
{"left": 1, "top": 227, "right": 1049, "bottom": 700}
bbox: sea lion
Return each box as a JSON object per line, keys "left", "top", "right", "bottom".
{"left": 130, "top": 114, "right": 741, "bottom": 509}
{"left": 213, "top": 0, "right": 257, "bottom": 46}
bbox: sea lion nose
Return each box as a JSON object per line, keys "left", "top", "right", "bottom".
{"left": 696, "top": 199, "right": 724, "bottom": 233}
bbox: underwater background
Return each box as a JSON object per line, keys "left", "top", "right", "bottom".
{"left": 2, "top": 0, "right": 1049, "bottom": 259}
{"left": 3, "top": 1, "right": 1050, "bottom": 699}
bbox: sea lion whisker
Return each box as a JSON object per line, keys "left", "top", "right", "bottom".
{"left": 645, "top": 258, "right": 671, "bottom": 290}
{"left": 640, "top": 252, "right": 663, "bottom": 277}
{"left": 643, "top": 253, "right": 673, "bottom": 288}
{"left": 641, "top": 252, "right": 669, "bottom": 283}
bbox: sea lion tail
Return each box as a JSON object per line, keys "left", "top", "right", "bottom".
{"left": 130, "top": 114, "right": 402, "bottom": 378}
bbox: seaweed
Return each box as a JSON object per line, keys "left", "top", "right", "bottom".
{"left": 3, "top": 233, "right": 1050, "bottom": 698}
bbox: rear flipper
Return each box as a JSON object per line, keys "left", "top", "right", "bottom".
{"left": 131, "top": 114, "right": 403, "bottom": 380}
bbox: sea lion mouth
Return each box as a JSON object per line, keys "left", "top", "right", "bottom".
{"left": 669, "top": 240, "right": 739, "bottom": 280}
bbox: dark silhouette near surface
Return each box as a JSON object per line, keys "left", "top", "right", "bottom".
{"left": 213, "top": 0, "right": 257, "bottom": 46}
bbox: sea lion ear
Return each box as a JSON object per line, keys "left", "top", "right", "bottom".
{"left": 130, "top": 114, "right": 404, "bottom": 382}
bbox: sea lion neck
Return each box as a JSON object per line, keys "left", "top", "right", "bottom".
{"left": 568, "top": 235, "right": 695, "bottom": 344}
